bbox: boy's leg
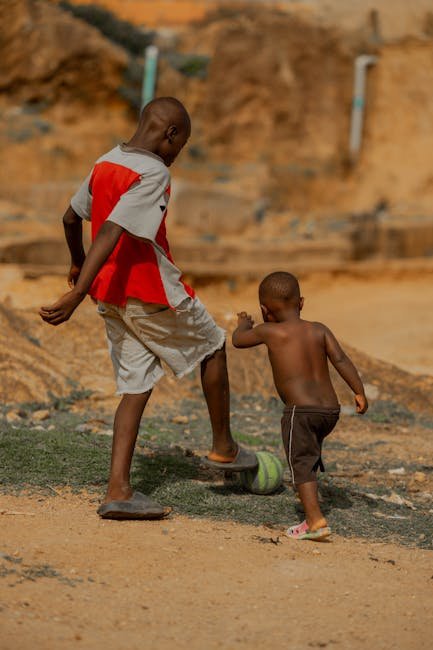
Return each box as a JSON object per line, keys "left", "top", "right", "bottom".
{"left": 296, "top": 480, "right": 327, "bottom": 532}
{"left": 104, "top": 391, "right": 152, "bottom": 503}
{"left": 200, "top": 344, "right": 238, "bottom": 461}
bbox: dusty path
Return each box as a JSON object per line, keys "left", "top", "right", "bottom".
{"left": 1, "top": 494, "right": 432, "bottom": 650}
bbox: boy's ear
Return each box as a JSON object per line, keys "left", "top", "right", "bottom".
{"left": 299, "top": 297, "right": 305, "bottom": 311}
{"left": 166, "top": 125, "right": 178, "bottom": 143}
{"left": 260, "top": 304, "right": 270, "bottom": 322}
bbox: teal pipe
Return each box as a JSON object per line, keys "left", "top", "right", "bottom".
{"left": 142, "top": 45, "right": 159, "bottom": 108}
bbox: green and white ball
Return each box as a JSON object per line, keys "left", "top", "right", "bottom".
{"left": 240, "top": 451, "right": 284, "bottom": 495}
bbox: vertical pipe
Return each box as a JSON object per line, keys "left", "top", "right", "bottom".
{"left": 142, "top": 45, "right": 159, "bottom": 109}
{"left": 349, "top": 55, "right": 378, "bottom": 162}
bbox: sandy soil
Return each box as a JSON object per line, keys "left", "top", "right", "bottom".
{"left": 200, "top": 272, "right": 433, "bottom": 376}
{"left": 1, "top": 493, "right": 432, "bottom": 650}
{"left": 1, "top": 267, "right": 432, "bottom": 649}
{"left": 2, "top": 268, "right": 433, "bottom": 650}
{"left": 3, "top": 3, "right": 433, "bottom": 648}
{"left": 4, "top": 268, "right": 427, "bottom": 374}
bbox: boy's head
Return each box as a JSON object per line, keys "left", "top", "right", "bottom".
{"left": 259, "top": 272, "right": 303, "bottom": 321}
{"left": 137, "top": 97, "right": 191, "bottom": 166}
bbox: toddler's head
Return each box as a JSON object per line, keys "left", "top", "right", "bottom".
{"left": 258, "top": 272, "right": 302, "bottom": 321}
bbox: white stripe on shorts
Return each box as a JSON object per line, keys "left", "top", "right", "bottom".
{"left": 288, "top": 405, "right": 296, "bottom": 486}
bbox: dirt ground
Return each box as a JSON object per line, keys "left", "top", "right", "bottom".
{"left": 1, "top": 268, "right": 433, "bottom": 649}
{"left": 2, "top": 3, "right": 433, "bottom": 647}
{"left": 1, "top": 494, "right": 432, "bottom": 650}
{"left": 1, "top": 265, "right": 431, "bottom": 374}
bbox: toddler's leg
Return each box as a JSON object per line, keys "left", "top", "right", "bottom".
{"left": 200, "top": 344, "right": 238, "bottom": 461}
{"left": 104, "top": 391, "right": 152, "bottom": 503}
{"left": 297, "top": 480, "right": 327, "bottom": 532}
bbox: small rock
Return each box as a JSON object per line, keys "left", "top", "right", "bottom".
{"left": 413, "top": 472, "right": 426, "bottom": 483}
{"left": 364, "top": 383, "right": 379, "bottom": 400}
{"left": 388, "top": 467, "right": 406, "bottom": 475}
{"left": 172, "top": 415, "right": 189, "bottom": 425}
{"left": 6, "top": 411, "right": 23, "bottom": 423}
{"left": 75, "top": 423, "right": 94, "bottom": 433}
{"left": 32, "top": 425, "right": 45, "bottom": 431}
{"left": 32, "top": 409, "right": 50, "bottom": 422}
{"left": 99, "top": 429, "right": 113, "bottom": 436}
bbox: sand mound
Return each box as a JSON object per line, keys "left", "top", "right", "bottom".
{"left": 0, "top": 0, "right": 127, "bottom": 104}
{"left": 0, "top": 303, "right": 71, "bottom": 404}
{"left": 2, "top": 2, "right": 433, "bottom": 219}
{"left": 1, "top": 297, "right": 430, "bottom": 418}
{"left": 158, "top": 5, "right": 433, "bottom": 215}
{"left": 158, "top": 8, "right": 356, "bottom": 209}
{"left": 224, "top": 340, "right": 433, "bottom": 418}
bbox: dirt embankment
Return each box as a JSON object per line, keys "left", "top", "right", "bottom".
{"left": 3, "top": 1, "right": 433, "bottom": 221}
{"left": 0, "top": 0, "right": 127, "bottom": 105}
{"left": 159, "top": 6, "right": 433, "bottom": 216}
{"left": 1, "top": 271, "right": 433, "bottom": 416}
{"left": 0, "top": 301, "right": 71, "bottom": 404}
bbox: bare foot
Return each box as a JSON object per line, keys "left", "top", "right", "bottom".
{"left": 206, "top": 444, "right": 238, "bottom": 463}
{"left": 103, "top": 485, "right": 133, "bottom": 503}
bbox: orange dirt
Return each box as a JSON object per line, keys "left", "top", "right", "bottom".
{"left": 1, "top": 493, "right": 432, "bottom": 650}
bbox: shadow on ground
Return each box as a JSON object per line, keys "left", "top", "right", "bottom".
{"left": 1, "top": 395, "right": 432, "bottom": 549}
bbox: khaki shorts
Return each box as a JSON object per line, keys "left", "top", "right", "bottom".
{"left": 97, "top": 297, "right": 226, "bottom": 395}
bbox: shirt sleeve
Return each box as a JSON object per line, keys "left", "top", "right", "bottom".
{"left": 70, "top": 172, "right": 93, "bottom": 221}
{"left": 106, "top": 170, "right": 169, "bottom": 242}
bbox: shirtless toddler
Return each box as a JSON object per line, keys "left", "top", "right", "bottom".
{"left": 232, "top": 271, "right": 368, "bottom": 540}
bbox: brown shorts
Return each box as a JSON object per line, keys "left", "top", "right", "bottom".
{"left": 281, "top": 405, "right": 340, "bottom": 487}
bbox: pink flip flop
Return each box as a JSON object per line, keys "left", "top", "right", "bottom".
{"left": 286, "top": 520, "right": 331, "bottom": 541}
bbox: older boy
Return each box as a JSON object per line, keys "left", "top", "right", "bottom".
{"left": 40, "top": 97, "right": 257, "bottom": 520}
{"left": 232, "top": 271, "right": 368, "bottom": 540}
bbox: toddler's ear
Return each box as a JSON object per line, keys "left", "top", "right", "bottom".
{"left": 299, "top": 297, "right": 305, "bottom": 311}
{"left": 260, "top": 304, "right": 269, "bottom": 322}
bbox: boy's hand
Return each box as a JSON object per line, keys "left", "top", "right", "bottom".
{"left": 68, "top": 263, "right": 83, "bottom": 288}
{"left": 39, "top": 289, "right": 85, "bottom": 326}
{"left": 355, "top": 393, "right": 368, "bottom": 414}
{"left": 237, "top": 312, "right": 254, "bottom": 329}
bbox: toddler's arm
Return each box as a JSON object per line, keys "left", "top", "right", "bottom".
{"left": 324, "top": 326, "right": 368, "bottom": 414}
{"left": 232, "top": 312, "right": 267, "bottom": 348}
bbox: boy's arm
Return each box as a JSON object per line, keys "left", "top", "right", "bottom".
{"left": 232, "top": 312, "right": 267, "bottom": 348}
{"left": 63, "top": 206, "right": 86, "bottom": 287}
{"left": 39, "top": 221, "right": 123, "bottom": 326}
{"left": 324, "top": 326, "right": 368, "bottom": 414}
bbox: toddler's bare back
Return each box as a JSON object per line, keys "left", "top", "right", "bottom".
{"left": 263, "top": 319, "right": 339, "bottom": 407}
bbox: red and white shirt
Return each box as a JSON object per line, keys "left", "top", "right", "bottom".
{"left": 70, "top": 144, "right": 194, "bottom": 308}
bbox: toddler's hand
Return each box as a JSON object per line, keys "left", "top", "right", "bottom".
{"left": 355, "top": 393, "right": 368, "bottom": 414}
{"left": 237, "top": 311, "right": 254, "bottom": 328}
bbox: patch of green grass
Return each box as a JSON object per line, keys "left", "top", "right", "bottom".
{"left": 1, "top": 398, "right": 432, "bottom": 549}
{"left": 0, "top": 426, "right": 110, "bottom": 489}
{"left": 232, "top": 430, "right": 268, "bottom": 446}
{"left": 366, "top": 400, "right": 415, "bottom": 425}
